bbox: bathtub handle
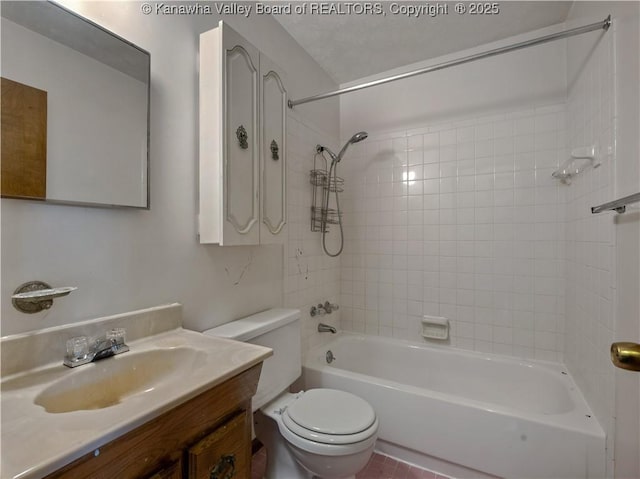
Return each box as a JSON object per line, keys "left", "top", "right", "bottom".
{"left": 323, "top": 301, "right": 339, "bottom": 314}
{"left": 310, "top": 302, "right": 339, "bottom": 317}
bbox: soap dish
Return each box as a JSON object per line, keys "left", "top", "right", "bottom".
{"left": 421, "top": 315, "right": 449, "bottom": 340}
{"left": 12, "top": 286, "right": 77, "bottom": 302}
{"left": 11, "top": 281, "right": 77, "bottom": 314}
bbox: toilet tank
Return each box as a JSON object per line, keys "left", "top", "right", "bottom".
{"left": 204, "top": 309, "right": 301, "bottom": 410}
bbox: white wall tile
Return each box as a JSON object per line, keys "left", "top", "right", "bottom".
{"left": 563, "top": 16, "right": 619, "bottom": 477}
{"left": 286, "top": 114, "right": 342, "bottom": 356}
{"left": 339, "top": 104, "right": 567, "bottom": 360}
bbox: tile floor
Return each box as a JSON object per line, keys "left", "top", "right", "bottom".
{"left": 251, "top": 447, "right": 451, "bottom": 479}
{"left": 356, "top": 453, "right": 450, "bottom": 479}
{"left": 251, "top": 447, "right": 266, "bottom": 479}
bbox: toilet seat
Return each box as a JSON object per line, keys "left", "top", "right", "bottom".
{"left": 282, "top": 389, "right": 378, "bottom": 445}
{"left": 277, "top": 416, "right": 378, "bottom": 457}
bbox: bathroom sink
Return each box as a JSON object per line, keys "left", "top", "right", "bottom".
{"left": 2, "top": 318, "right": 272, "bottom": 479}
{"left": 34, "top": 347, "right": 205, "bottom": 413}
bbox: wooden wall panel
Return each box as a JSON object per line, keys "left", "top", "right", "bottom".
{"left": 1, "top": 77, "right": 47, "bottom": 199}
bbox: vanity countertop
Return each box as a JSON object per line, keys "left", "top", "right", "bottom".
{"left": 1, "top": 327, "right": 271, "bottom": 479}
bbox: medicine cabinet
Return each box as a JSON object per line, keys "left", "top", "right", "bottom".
{"left": 199, "top": 21, "right": 287, "bottom": 245}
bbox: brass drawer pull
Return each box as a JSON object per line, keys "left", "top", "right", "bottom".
{"left": 611, "top": 342, "right": 640, "bottom": 371}
{"left": 209, "top": 454, "right": 235, "bottom": 479}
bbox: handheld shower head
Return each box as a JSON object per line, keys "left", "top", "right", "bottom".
{"left": 350, "top": 131, "right": 369, "bottom": 143}
{"left": 314, "top": 131, "right": 368, "bottom": 258}
{"left": 336, "top": 131, "right": 368, "bottom": 162}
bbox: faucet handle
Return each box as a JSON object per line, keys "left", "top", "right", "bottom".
{"left": 106, "top": 328, "right": 129, "bottom": 355}
{"left": 323, "top": 301, "right": 339, "bottom": 313}
{"left": 64, "top": 336, "right": 91, "bottom": 366}
{"left": 107, "top": 328, "right": 126, "bottom": 346}
{"left": 310, "top": 305, "right": 327, "bottom": 317}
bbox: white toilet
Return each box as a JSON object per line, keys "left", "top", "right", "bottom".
{"left": 204, "top": 309, "right": 378, "bottom": 479}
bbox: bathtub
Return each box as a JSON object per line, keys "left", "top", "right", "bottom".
{"left": 303, "top": 333, "right": 605, "bottom": 479}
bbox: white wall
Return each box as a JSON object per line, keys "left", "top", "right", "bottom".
{"left": 563, "top": 3, "right": 640, "bottom": 479}
{"left": 2, "top": 18, "right": 147, "bottom": 206}
{"left": 1, "top": 0, "right": 340, "bottom": 351}
{"left": 339, "top": 24, "right": 567, "bottom": 136}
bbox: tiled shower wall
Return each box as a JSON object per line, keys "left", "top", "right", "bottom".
{"left": 339, "top": 104, "right": 568, "bottom": 361}
{"left": 563, "top": 21, "right": 616, "bottom": 475}
{"left": 285, "top": 111, "right": 342, "bottom": 356}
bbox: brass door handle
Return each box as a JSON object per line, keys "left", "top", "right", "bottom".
{"left": 610, "top": 342, "right": 640, "bottom": 371}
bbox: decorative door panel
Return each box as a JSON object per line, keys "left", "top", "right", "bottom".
{"left": 222, "top": 26, "right": 259, "bottom": 245}
{"left": 260, "top": 55, "right": 287, "bottom": 243}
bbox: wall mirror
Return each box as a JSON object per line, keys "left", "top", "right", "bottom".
{"left": 1, "top": 1, "right": 150, "bottom": 208}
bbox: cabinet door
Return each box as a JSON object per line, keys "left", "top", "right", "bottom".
{"left": 222, "top": 24, "right": 260, "bottom": 245}
{"left": 187, "top": 411, "right": 251, "bottom": 479}
{"left": 259, "top": 55, "right": 287, "bottom": 243}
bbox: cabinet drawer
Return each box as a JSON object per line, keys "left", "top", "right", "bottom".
{"left": 187, "top": 411, "right": 251, "bottom": 479}
{"left": 146, "top": 458, "right": 182, "bottom": 479}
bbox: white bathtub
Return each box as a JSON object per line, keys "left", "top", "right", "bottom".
{"left": 303, "top": 333, "right": 605, "bottom": 479}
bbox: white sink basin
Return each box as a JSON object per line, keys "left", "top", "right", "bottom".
{"left": 34, "top": 347, "right": 205, "bottom": 413}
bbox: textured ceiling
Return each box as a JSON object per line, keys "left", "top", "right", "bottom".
{"left": 275, "top": 1, "right": 573, "bottom": 84}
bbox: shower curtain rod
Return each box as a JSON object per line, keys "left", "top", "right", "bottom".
{"left": 288, "top": 15, "right": 611, "bottom": 109}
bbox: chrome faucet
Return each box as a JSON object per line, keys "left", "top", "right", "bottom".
{"left": 64, "top": 328, "right": 129, "bottom": 368}
{"left": 318, "top": 323, "right": 337, "bottom": 334}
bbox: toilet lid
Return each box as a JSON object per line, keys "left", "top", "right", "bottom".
{"left": 285, "top": 389, "right": 376, "bottom": 436}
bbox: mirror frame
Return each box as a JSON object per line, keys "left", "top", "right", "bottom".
{"left": 1, "top": 0, "right": 151, "bottom": 210}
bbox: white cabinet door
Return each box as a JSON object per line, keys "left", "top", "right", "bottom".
{"left": 260, "top": 55, "right": 287, "bottom": 243}
{"left": 222, "top": 25, "right": 259, "bottom": 245}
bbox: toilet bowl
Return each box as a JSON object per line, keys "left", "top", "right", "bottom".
{"left": 255, "top": 389, "right": 378, "bottom": 479}
{"left": 203, "top": 309, "right": 378, "bottom": 478}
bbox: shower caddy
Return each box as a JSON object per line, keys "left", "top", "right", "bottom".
{"left": 310, "top": 149, "right": 343, "bottom": 233}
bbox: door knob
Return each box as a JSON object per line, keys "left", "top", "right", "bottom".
{"left": 610, "top": 342, "right": 640, "bottom": 371}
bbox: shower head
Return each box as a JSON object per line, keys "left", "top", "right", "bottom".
{"left": 350, "top": 131, "right": 369, "bottom": 143}
{"left": 336, "top": 131, "right": 368, "bottom": 162}
{"left": 316, "top": 131, "right": 368, "bottom": 164}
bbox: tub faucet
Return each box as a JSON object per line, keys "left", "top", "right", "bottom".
{"left": 318, "top": 323, "right": 337, "bottom": 334}
{"left": 64, "top": 328, "right": 129, "bottom": 368}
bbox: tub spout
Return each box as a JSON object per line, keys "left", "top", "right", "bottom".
{"left": 318, "top": 323, "right": 337, "bottom": 334}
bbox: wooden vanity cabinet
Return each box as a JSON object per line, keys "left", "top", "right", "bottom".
{"left": 45, "top": 364, "right": 261, "bottom": 479}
